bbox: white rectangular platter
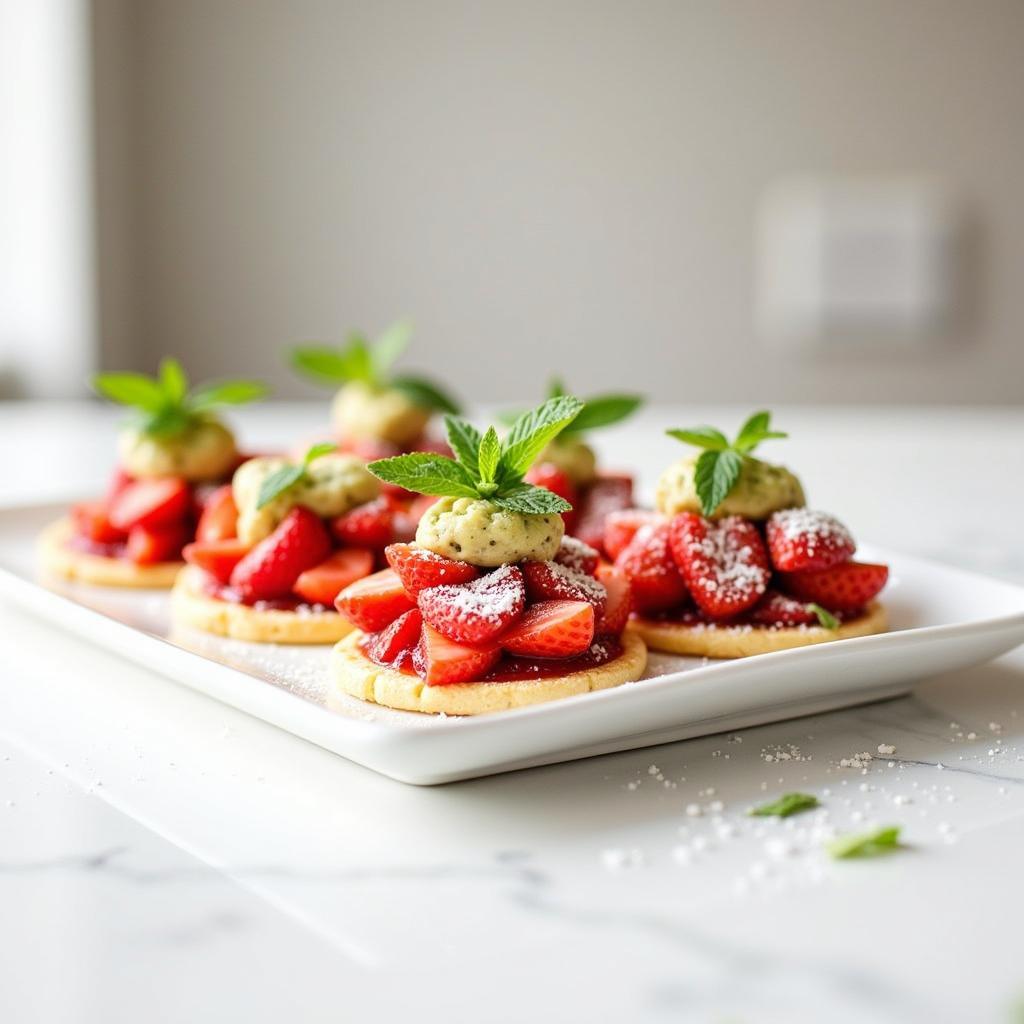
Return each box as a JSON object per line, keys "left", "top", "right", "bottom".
{"left": 3, "top": 501, "right": 1024, "bottom": 784}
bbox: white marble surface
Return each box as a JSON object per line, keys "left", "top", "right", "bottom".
{"left": 2, "top": 401, "right": 1024, "bottom": 1024}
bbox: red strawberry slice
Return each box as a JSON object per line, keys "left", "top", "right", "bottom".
{"left": 595, "top": 563, "right": 632, "bottom": 634}
{"left": 603, "top": 509, "right": 663, "bottom": 562}
{"left": 335, "top": 568, "right": 417, "bottom": 631}
{"left": 195, "top": 484, "right": 238, "bottom": 542}
{"left": 331, "top": 496, "right": 396, "bottom": 550}
{"left": 573, "top": 475, "right": 634, "bottom": 552}
{"left": 668, "top": 513, "right": 770, "bottom": 619}
{"left": 384, "top": 542, "right": 479, "bottom": 597}
{"left": 109, "top": 477, "right": 192, "bottom": 531}
{"left": 71, "top": 501, "right": 127, "bottom": 544}
{"left": 126, "top": 522, "right": 187, "bottom": 565}
{"left": 229, "top": 506, "right": 332, "bottom": 603}
{"left": 522, "top": 559, "right": 607, "bottom": 614}
{"left": 418, "top": 564, "right": 526, "bottom": 644}
{"left": 525, "top": 462, "right": 579, "bottom": 531}
{"left": 614, "top": 521, "right": 689, "bottom": 613}
{"left": 778, "top": 561, "right": 888, "bottom": 613}
{"left": 766, "top": 508, "right": 855, "bottom": 572}
{"left": 183, "top": 538, "right": 250, "bottom": 583}
{"left": 500, "top": 600, "right": 595, "bottom": 658}
{"left": 553, "top": 535, "right": 600, "bottom": 576}
{"left": 365, "top": 608, "right": 423, "bottom": 665}
{"left": 293, "top": 547, "right": 375, "bottom": 606}
{"left": 106, "top": 467, "right": 135, "bottom": 501}
{"left": 747, "top": 589, "right": 818, "bottom": 627}
{"left": 417, "top": 623, "right": 500, "bottom": 685}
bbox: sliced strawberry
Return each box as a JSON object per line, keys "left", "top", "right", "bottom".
{"left": 229, "top": 506, "right": 332, "bottom": 603}
{"left": 384, "top": 542, "right": 479, "bottom": 597}
{"left": 293, "top": 547, "right": 375, "bottom": 606}
{"left": 553, "top": 535, "right": 599, "bottom": 576}
{"left": 778, "top": 561, "right": 888, "bottom": 613}
{"left": 766, "top": 508, "right": 855, "bottom": 572}
{"left": 500, "top": 600, "right": 595, "bottom": 659}
{"left": 365, "top": 608, "right": 423, "bottom": 665}
{"left": 346, "top": 437, "right": 400, "bottom": 463}
{"left": 603, "top": 509, "right": 663, "bottom": 562}
{"left": 748, "top": 589, "right": 818, "bottom": 627}
{"left": 614, "top": 521, "right": 689, "bottom": 613}
{"left": 417, "top": 623, "right": 500, "bottom": 685}
{"left": 109, "top": 477, "right": 192, "bottom": 532}
{"left": 70, "top": 501, "right": 127, "bottom": 544}
{"left": 573, "top": 474, "right": 634, "bottom": 552}
{"left": 418, "top": 565, "right": 526, "bottom": 644}
{"left": 126, "top": 522, "right": 187, "bottom": 565}
{"left": 525, "top": 462, "right": 579, "bottom": 531}
{"left": 595, "top": 563, "right": 632, "bottom": 634}
{"left": 668, "top": 513, "right": 770, "bottom": 619}
{"left": 335, "top": 568, "right": 417, "bottom": 632}
{"left": 182, "top": 538, "right": 250, "bottom": 583}
{"left": 106, "top": 467, "right": 135, "bottom": 501}
{"left": 195, "top": 484, "right": 238, "bottom": 542}
{"left": 522, "top": 559, "right": 607, "bottom": 614}
{"left": 331, "top": 496, "right": 395, "bottom": 550}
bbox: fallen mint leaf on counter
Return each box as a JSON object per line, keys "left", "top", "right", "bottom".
{"left": 828, "top": 825, "right": 903, "bottom": 859}
{"left": 749, "top": 792, "right": 820, "bottom": 818}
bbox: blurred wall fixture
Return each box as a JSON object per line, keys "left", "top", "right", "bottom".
{"left": 755, "top": 177, "right": 961, "bottom": 351}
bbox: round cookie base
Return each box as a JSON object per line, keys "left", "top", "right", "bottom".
{"left": 171, "top": 566, "right": 354, "bottom": 644}
{"left": 331, "top": 630, "right": 648, "bottom": 716}
{"left": 37, "top": 518, "right": 182, "bottom": 588}
{"left": 630, "top": 601, "right": 887, "bottom": 659}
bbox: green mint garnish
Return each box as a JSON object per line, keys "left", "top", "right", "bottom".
{"left": 809, "top": 603, "right": 840, "bottom": 630}
{"left": 749, "top": 792, "right": 820, "bottom": 818}
{"left": 256, "top": 442, "right": 337, "bottom": 510}
{"left": 367, "top": 396, "right": 584, "bottom": 514}
{"left": 92, "top": 358, "right": 267, "bottom": 439}
{"left": 501, "top": 377, "right": 642, "bottom": 439}
{"left": 289, "top": 320, "right": 460, "bottom": 415}
{"left": 666, "top": 409, "right": 788, "bottom": 515}
{"left": 827, "top": 825, "right": 903, "bottom": 859}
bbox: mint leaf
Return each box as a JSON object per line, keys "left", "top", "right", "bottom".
{"left": 734, "top": 410, "right": 787, "bottom": 454}
{"left": 159, "top": 358, "right": 188, "bottom": 403}
{"left": 666, "top": 426, "right": 729, "bottom": 451}
{"left": 290, "top": 339, "right": 375, "bottom": 385}
{"left": 809, "top": 603, "right": 840, "bottom": 630}
{"left": 547, "top": 377, "right": 567, "bottom": 398}
{"left": 750, "top": 792, "right": 820, "bottom": 818}
{"left": 256, "top": 464, "right": 304, "bottom": 510}
{"left": 562, "top": 395, "right": 642, "bottom": 435}
{"left": 390, "top": 374, "right": 461, "bottom": 415}
{"left": 694, "top": 449, "right": 743, "bottom": 515}
{"left": 92, "top": 372, "right": 167, "bottom": 411}
{"left": 367, "top": 453, "right": 479, "bottom": 498}
{"left": 445, "top": 416, "right": 482, "bottom": 477}
{"left": 303, "top": 441, "right": 337, "bottom": 465}
{"left": 372, "top": 319, "right": 412, "bottom": 375}
{"left": 139, "top": 405, "right": 191, "bottom": 438}
{"left": 501, "top": 395, "right": 584, "bottom": 476}
{"left": 491, "top": 483, "right": 572, "bottom": 514}
{"left": 477, "top": 427, "right": 501, "bottom": 484}
{"left": 828, "top": 826, "right": 902, "bottom": 859}
{"left": 189, "top": 379, "right": 267, "bottom": 410}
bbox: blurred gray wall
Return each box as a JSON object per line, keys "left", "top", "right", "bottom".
{"left": 94, "top": 0, "right": 1024, "bottom": 403}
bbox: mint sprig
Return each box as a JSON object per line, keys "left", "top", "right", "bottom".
{"left": 290, "top": 320, "right": 461, "bottom": 415}
{"left": 808, "top": 603, "right": 840, "bottom": 630}
{"left": 501, "top": 377, "right": 642, "bottom": 439}
{"left": 749, "top": 792, "right": 820, "bottom": 818}
{"left": 367, "top": 397, "right": 584, "bottom": 514}
{"left": 667, "top": 410, "right": 788, "bottom": 515}
{"left": 93, "top": 358, "right": 267, "bottom": 439}
{"left": 827, "top": 825, "right": 903, "bottom": 859}
{"left": 256, "top": 442, "right": 337, "bottom": 510}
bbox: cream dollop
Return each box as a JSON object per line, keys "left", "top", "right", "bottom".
{"left": 233, "top": 451, "right": 379, "bottom": 545}
{"left": 330, "top": 381, "right": 430, "bottom": 447}
{"left": 415, "top": 497, "right": 564, "bottom": 567}
{"left": 117, "top": 419, "right": 237, "bottom": 482}
{"left": 655, "top": 455, "right": 806, "bottom": 521}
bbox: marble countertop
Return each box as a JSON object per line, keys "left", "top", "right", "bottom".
{"left": 2, "top": 401, "right": 1023, "bottom": 1024}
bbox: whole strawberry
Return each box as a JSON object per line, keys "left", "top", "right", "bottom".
{"left": 614, "top": 520, "right": 689, "bottom": 613}
{"left": 778, "top": 561, "right": 888, "bottom": 613}
{"left": 766, "top": 508, "right": 855, "bottom": 572}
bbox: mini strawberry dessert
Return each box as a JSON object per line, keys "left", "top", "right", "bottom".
{"left": 171, "top": 442, "right": 411, "bottom": 643}
{"left": 510, "top": 378, "right": 643, "bottom": 555}
{"left": 330, "top": 398, "right": 648, "bottom": 715}
{"left": 290, "top": 320, "right": 462, "bottom": 460}
{"left": 38, "top": 360, "right": 265, "bottom": 587}
{"left": 618, "top": 412, "right": 888, "bottom": 658}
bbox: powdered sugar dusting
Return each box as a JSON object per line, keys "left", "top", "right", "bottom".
{"left": 554, "top": 536, "right": 599, "bottom": 574}
{"left": 682, "top": 517, "right": 769, "bottom": 605}
{"left": 529, "top": 560, "right": 608, "bottom": 608}
{"left": 422, "top": 564, "right": 526, "bottom": 627}
{"left": 767, "top": 508, "right": 854, "bottom": 569}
